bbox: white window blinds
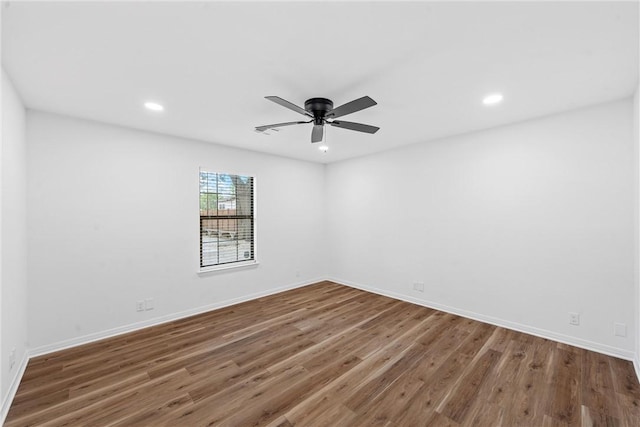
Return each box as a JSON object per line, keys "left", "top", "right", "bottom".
{"left": 199, "top": 170, "right": 255, "bottom": 268}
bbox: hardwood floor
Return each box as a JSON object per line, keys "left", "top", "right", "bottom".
{"left": 6, "top": 281, "right": 640, "bottom": 426}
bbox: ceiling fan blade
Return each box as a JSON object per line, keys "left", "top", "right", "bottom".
{"left": 255, "top": 120, "right": 310, "bottom": 132}
{"left": 265, "top": 96, "right": 312, "bottom": 117}
{"left": 311, "top": 124, "right": 324, "bottom": 143}
{"left": 326, "top": 96, "right": 377, "bottom": 119}
{"left": 329, "top": 120, "right": 380, "bottom": 134}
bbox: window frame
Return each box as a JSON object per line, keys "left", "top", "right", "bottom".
{"left": 198, "top": 169, "right": 258, "bottom": 273}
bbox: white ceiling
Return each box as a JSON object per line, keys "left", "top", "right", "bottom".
{"left": 2, "top": 1, "right": 638, "bottom": 164}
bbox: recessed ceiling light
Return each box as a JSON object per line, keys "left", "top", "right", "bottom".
{"left": 144, "top": 101, "right": 164, "bottom": 112}
{"left": 318, "top": 145, "right": 329, "bottom": 153}
{"left": 482, "top": 93, "right": 504, "bottom": 106}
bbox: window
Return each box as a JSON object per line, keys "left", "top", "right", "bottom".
{"left": 199, "top": 170, "right": 255, "bottom": 269}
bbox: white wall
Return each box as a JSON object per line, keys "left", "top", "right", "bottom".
{"left": 26, "top": 111, "right": 326, "bottom": 351}
{"left": 1, "top": 69, "right": 28, "bottom": 411}
{"left": 327, "top": 98, "right": 635, "bottom": 358}
{"left": 17, "top": 95, "right": 640, "bottom": 367}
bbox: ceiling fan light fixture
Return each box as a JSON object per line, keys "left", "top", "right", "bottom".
{"left": 482, "top": 93, "right": 504, "bottom": 106}
{"left": 144, "top": 101, "right": 164, "bottom": 112}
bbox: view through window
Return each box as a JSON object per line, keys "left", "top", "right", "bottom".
{"left": 199, "top": 170, "right": 254, "bottom": 268}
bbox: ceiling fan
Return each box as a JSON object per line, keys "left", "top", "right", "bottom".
{"left": 256, "top": 96, "right": 380, "bottom": 143}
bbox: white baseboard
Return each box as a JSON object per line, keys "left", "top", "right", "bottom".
{"left": 1, "top": 349, "right": 29, "bottom": 426}
{"left": 329, "top": 277, "right": 635, "bottom": 362}
{"left": 29, "top": 277, "right": 324, "bottom": 358}
{"left": 635, "top": 355, "right": 640, "bottom": 384}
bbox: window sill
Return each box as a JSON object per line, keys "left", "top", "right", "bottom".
{"left": 198, "top": 260, "right": 259, "bottom": 274}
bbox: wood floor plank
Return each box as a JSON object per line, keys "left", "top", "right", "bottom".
{"left": 438, "top": 348, "right": 502, "bottom": 423}
{"left": 35, "top": 368, "right": 192, "bottom": 427}
{"left": 285, "top": 395, "right": 357, "bottom": 427}
{"left": 349, "top": 368, "right": 425, "bottom": 426}
{"left": 178, "top": 365, "right": 308, "bottom": 426}
{"left": 485, "top": 337, "right": 532, "bottom": 408}
{"left": 580, "top": 350, "right": 624, "bottom": 425}
{"left": 496, "top": 337, "right": 552, "bottom": 425}
{"left": 392, "top": 352, "right": 474, "bottom": 424}
{"left": 466, "top": 401, "right": 506, "bottom": 426}
{"left": 5, "top": 373, "right": 151, "bottom": 427}
{"left": 549, "top": 347, "right": 583, "bottom": 425}
{"left": 5, "top": 281, "right": 640, "bottom": 426}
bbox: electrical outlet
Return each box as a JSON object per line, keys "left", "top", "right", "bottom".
{"left": 136, "top": 301, "right": 145, "bottom": 312}
{"left": 569, "top": 312, "right": 580, "bottom": 326}
{"left": 413, "top": 282, "right": 425, "bottom": 292}
{"left": 144, "top": 298, "right": 154, "bottom": 311}
{"left": 614, "top": 323, "right": 627, "bottom": 337}
{"left": 9, "top": 348, "right": 16, "bottom": 371}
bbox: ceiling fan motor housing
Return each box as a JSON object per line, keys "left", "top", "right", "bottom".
{"left": 305, "top": 98, "right": 333, "bottom": 125}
